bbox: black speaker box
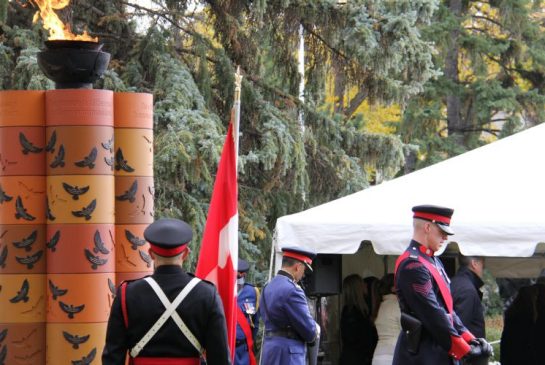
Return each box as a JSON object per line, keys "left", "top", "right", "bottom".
{"left": 304, "top": 254, "right": 342, "bottom": 297}
{"left": 441, "top": 256, "right": 456, "bottom": 278}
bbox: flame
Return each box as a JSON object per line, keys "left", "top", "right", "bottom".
{"left": 31, "top": 0, "right": 98, "bottom": 42}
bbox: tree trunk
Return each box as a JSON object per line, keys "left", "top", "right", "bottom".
{"left": 345, "top": 88, "right": 368, "bottom": 118}
{"left": 0, "top": 0, "right": 8, "bottom": 23}
{"left": 333, "top": 56, "right": 345, "bottom": 114}
{"left": 445, "top": 0, "right": 464, "bottom": 147}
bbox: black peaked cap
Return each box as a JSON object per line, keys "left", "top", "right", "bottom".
{"left": 238, "top": 258, "right": 250, "bottom": 273}
{"left": 144, "top": 218, "right": 193, "bottom": 249}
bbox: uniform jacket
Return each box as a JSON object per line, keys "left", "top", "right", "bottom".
{"left": 102, "top": 265, "right": 231, "bottom": 365}
{"left": 451, "top": 266, "right": 485, "bottom": 338}
{"left": 235, "top": 283, "right": 260, "bottom": 365}
{"left": 260, "top": 270, "right": 317, "bottom": 365}
{"left": 393, "top": 240, "right": 472, "bottom": 365}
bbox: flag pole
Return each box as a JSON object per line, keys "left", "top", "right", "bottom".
{"left": 195, "top": 66, "right": 242, "bottom": 360}
{"left": 233, "top": 66, "right": 242, "bottom": 168}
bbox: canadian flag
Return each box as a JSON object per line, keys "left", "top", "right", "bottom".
{"left": 195, "top": 108, "right": 239, "bottom": 357}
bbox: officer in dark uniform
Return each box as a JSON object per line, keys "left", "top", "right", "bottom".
{"left": 102, "top": 218, "right": 231, "bottom": 365}
{"left": 260, "top": 247, "right": 319, "bottom": 365}
{"left": 234, "top": 259, "right": 260, "bottom": 365}
{"left": 393, "top": 205, "right": 492, "bottom": 365}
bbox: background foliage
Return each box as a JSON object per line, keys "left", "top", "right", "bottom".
{"left": 1, "top": 0, "right": 543, "bottom": 287}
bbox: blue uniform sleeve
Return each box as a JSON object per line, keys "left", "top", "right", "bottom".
{"left": 285, "top": 285, "right": 317, "bottom": 342}
{"left": 397, "top": 259, "right": 460, "bottom": 352}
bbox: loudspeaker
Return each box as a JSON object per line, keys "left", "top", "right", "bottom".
{"left": 441, "top": 256, "right": 456, "bottom": 279}
{"left": 304, "top": 254, "right": 342, "bottom": 297}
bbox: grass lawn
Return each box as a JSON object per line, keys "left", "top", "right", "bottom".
{"left": 485, "top": 314, "right": 503, "bottom": 362}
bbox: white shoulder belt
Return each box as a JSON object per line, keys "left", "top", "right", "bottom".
{"left": 130, "top": 277, "right": 203, "bottom": 358}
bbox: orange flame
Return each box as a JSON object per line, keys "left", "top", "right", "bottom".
{"left": 31, "top": 0, "right": 98, "bottom": 42}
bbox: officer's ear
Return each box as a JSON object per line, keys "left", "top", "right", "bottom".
{"left": 148, "top": 248, "right": 155, "bottom": 260}
{"left": 180, "top": 247, "right": 190, "bottom": 261}
{"left": 425, "top": 222, "right": 433, "bottom": 234}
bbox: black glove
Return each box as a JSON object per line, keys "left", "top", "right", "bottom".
{"left": 464, "top": 342, "right": 483, "bottom": 360}
{"left": 475, "top": 338, "right": 493, "bottom": 357}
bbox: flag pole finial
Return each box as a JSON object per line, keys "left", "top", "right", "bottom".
{"left": 233, "top": 66, "right": 242, "bottom": 158}
{"left": 235, "top": 66, "right": 242, "bottom": 103}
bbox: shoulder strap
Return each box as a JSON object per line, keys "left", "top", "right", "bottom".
{"left": 236, "top": 305, "right": 257, "bottom": 365}
{"left": 254, "top": 286, "right": 261, "bottom": 312}
{"left": 121, "top": 282, "right": 129, "bottom": 328}
{"left": 130, "top": 277, "right": 202, "bottom": 358}
{"left": 395, "top": 251, "right": 454, "bottom": 313}
{"left": 260, "top": 284, "right": 271, "bottom": 322}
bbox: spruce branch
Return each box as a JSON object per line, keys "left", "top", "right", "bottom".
{"left": 471, "top": 15, "right": 504, "bottom": 29}
{"left": 119, "top": 0, "right": 194, "bottom": 36}
{"left": 301, "top": 23, "right": 349, "bottom": 61}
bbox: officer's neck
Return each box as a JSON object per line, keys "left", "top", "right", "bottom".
{"left": 153, "top": 252, "right": 185, "bottom": 267}
{"left": 155, "top": 262, "right": 183, "bottom": 267}
{"left": 412, "top": 233, "right": 435, "bottom": 253}
{"left": 279, "top": 268, "right": 296, "bottom": 281}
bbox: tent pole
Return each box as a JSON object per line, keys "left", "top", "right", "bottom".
{"left": 267, "top": 229, "right": 277, "bottom": 282}
{"left": 258, "top": 229, "right": 278, "bottom": 365}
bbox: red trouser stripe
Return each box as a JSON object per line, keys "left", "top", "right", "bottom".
{"left": 121, "top": 282, "right": 129, "bottom": 328}
{"left": 132, "top": 357, "right": 199, "bottom": 365}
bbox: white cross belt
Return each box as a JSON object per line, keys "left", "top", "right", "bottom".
{"left": 130, "top": 277, "right": 203, "bottom": 358}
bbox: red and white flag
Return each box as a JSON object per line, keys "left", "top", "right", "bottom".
{"left": 196, "top": 79, "right": 241, "bottom": 357}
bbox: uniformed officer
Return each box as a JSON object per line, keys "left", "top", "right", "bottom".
{"left": 393, "top": 205, "right": 493, "bottom": 365}
{"left": 102, "top": 218, "right": 231, "bottom": 365}
{"left": 234, "top": 259, "right": 260, "bottom": 365}
{"left": 260, "top": 247, "right": 319, "bottom": 365}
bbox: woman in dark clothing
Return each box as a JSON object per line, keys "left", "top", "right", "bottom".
{"left": 535, "top": 284, "right": 545, "bottom": 362}
{"left": 364, "top": 276, "right": 381, "bottom": 321}
{"left": 500, "top": 284, "right": 544, "bottom": 365}
{"left": 340, "top": 274, "right": 378, "bottom": 365}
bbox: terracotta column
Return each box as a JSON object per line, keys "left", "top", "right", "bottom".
{"left": 0, "top": 90, "right": 47, "bottom": 365}
{"left": 45, "top": 89, "right": 115, "bottom": 364}
{"left": 114, "top": 92, "right": 154, "bottom": 286}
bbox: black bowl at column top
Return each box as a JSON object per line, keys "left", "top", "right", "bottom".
{"left": 37, "top": 40, "right": 110, "bottom": 89}
{"left": 44, "top": 40, "right": 104, "bottom": 51}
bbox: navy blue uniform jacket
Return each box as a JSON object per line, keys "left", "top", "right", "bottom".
{"left": 102, "top": 265, "right": 231, "bottom": 365}
{"left": 260, "top": 270, "right": 317, "bottom": 365}
{"left": 393, "top": 241, "right": 472, "bottom": 365}
{"left": 451, "top": 266, "right": 485, "bottom": 338}
{"left": 235, "top": 283, "right": 260, "bottom": 365}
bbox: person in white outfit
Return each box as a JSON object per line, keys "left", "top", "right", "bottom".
{"left": 372, "top": 274, "right": 401, "bottom": 365}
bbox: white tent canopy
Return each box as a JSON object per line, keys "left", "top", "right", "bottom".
{"left": 275, "top": 124, "right": 545, "bottom": 273}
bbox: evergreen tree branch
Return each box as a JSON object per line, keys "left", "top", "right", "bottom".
{"left": 175, "top": 46, "right": 217, "bottom": 64}
{"left": 441, "top": 126, "right": 501, "bottom": 135}
{"left": 89, "top": 32, "right": 125, "bottom": 41}
{"left": 246, "top": 74, "right": 302, "bottom": 107}
{"left": 483, "top": 53, "right": 543, "bottom": 87}
{"left": 464, "top": 26, "right": 489, "bottom": 34}
{"left": 301, "top": 23, "right": 349, "bottom": 61}
{"left": 173, "top": 44, "right": 303, "bottom": 107}
{"left": 119, "top": 0, "right": 194, "bottom": 35}
{"left": 471, "top": 15, "right": 503, "bottom": 29}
